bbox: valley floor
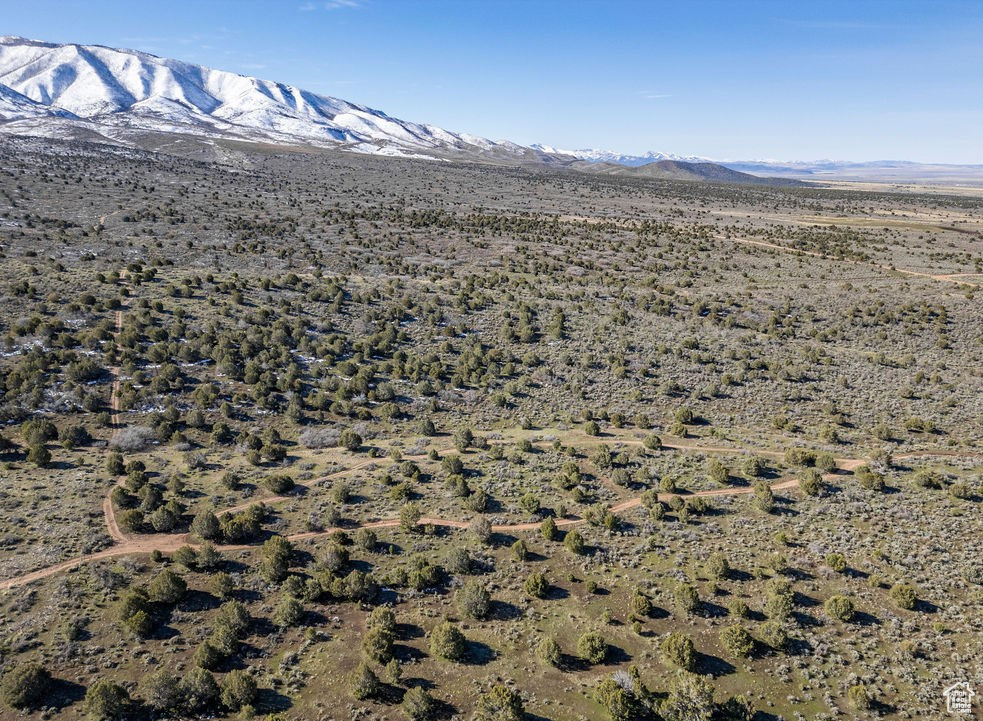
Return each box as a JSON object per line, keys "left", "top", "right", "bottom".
{"left": 0, "top": 135, "right": 980, "bottom": 721}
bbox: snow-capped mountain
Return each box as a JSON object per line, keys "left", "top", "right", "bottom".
{"left": 5, "top": 37, "right": 972, "bottom": 184}
{"left": 529, "top": 144, "right": 709, "bottom": 166}
{"left": 0, "top": 36, "right": 543, "bottom": 160}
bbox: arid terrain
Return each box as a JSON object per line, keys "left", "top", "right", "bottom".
{"left": 0, "top": 134, "right": 980, "bottom": 721}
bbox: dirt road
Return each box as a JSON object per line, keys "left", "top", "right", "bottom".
{"left": 4, "top": 439, "right": 977, "bottom": 591}
{"left": 3, "top": 271, "right": 978, "bottom": 591}
{"left": 714, "top": 234, "right": 982, "bottom": 287}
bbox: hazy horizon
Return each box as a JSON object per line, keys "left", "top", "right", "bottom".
{"left": 3, "top": 0, "right": 982, "bottom": 164}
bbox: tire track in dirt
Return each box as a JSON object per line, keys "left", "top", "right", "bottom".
{"left": 104, "top": 274, "right": 129, "bottom": 543}
{"left": 6, "top": 444, "right": 978, "bottom": 590}
{"left": 6, "top": 277, "right": 980, "bottom": 592}
{"left": 0, "top": 454, "right": 806, "bottom": 589}
{"left": 217, "top": 458, "right": 387, "bottom": 517}
{"left": 109, "top": 308, "right": 123, "bottom": 427}
{"left": 714, "top": 234, "right": 983, "bottom": 286}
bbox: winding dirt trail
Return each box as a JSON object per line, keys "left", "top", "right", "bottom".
{"left": 109, "top": 309, "right": 123, "bottom": 427}
{"left": 97, "top": 209, "right": 123, "bottom": 228}
{"left": 932, "top": 273, "right": 983, "bottom": 282}
{"left": 714, "top": 234, "right": 983, "bottom": 287}
{"left": 4, "top": 436, "right": 977, "bottom": 591}
{"left": 3, "top": 272, "right": 980, "bottom": 591}
{"left": 103, "top": 494, "right": 126, "bottom": 544}
{"left": 103, "top": 275, "right": 129, "bottom": 543}
{"left": 486, "top": 216, "right": 981, "bottom": 288}
{"left": 216, "top": 458, "right": 386, "bottom": 517}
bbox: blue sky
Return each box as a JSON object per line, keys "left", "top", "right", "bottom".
{"left": 4, "top": 0, "right": 983, "bottom": 163}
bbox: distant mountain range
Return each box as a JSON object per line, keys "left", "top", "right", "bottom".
{"left": 572, "top": 159, "right": 804, "bottom": 185}
{"left": 0, "top": 36, "right": 550, "bottom": 162}
{"left": 722, "top": 159, "right": 983, "bottom": 185}
{"left": 544, "top": 148, "right": 983, "bottom": 185}
{"left": 1, "top": 36, "right": 979, "bottom": 185}
{"left": 529, "top": 145, "right": 709, "bottom": 166}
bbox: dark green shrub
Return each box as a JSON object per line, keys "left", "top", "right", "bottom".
{"left": 890, "top": 583, "right": 917, "bottom": 610}
{"left": 148, "top": 568, "right": 187, "bottom": 604}
{"left": 525, "top": 571, "right": 548, "bottom": 598}
{"left": 564, "top": 529, "right": 586, "bottom": 555}
{"left": 82, "top": 678, "right": 129, "bottom": 720}
{"left": 752, "top": 481, "right": 775, "bottom": 512}
{"left": 674, "top": 582, "right": 699, "bottom": 615}
{"left": 720, "top": 624, "right": 755, "bottom": 658}
{"left": 402, "top": 686, "right": 436, "bottom": 721}
{"left": 577, "top": 631, "right": 608, "bottom": 664}
{"left": 220, "top": 670, "right": 257, "bottom": 712}
{"left": 362, "top": 626, "right": 395, "bottom": 664}
{"left": 825, "top": 595, "right": 855, "bottom": 621}
{"left": 456, "top": 579, "right": 491, "bottom": 620}
{"left": 349, "top": 663, "right": 380, "bottom": 701}
{"left": 264, "top": 473, "right": 295, "bottom": 494}
{"left": 429, "top": 621, "right": 466, "bottom": 661}
{"left": 1, "top": 663, "right": 51, "bottom": 709}
{"left": 661, "top": 631, "right": 696, "bottom": 671}
{"left": 537, "top": 636, "right": 561, "bottom": 666}
{"left": 855, "top": 465, "right": 885, "bottom": 491}
{"left": 474, "top": 684, "right": 524, "bottom": 721}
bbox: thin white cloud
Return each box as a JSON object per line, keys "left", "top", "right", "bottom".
{"left": 300, "top": 0, "right": 363, "bottom": 10}
{"left": 636, "top": 90, "right": 673, "bottom": 100}
{"left": 778, "top": 18, "right": 901, "bottom": 31}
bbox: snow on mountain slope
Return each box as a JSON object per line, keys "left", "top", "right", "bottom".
{"left": 0, "top": 36, "right": 539, "bottom": 159}
{"left": 0, "top": 83, "right": 63, "bottom": 120}
{"left": 530, "top": 144, "right": 709, "bottom": 166}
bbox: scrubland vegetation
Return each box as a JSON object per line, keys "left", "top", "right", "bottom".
{"left": 0, "top": 135, "right": 980, "bottom": 720}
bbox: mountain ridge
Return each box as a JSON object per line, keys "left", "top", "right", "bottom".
{"left": 5, "top": 36, "right": 975, "bottom": 184}
{"left": 529, "top": 144, "right": 709, "bottom": 165}
{"left": 535, "top": 144, "right": 983, "bottom": 185}
{"left": 573, "top": 158, "right": 805, "bottom": 186}
{"left": 0, "top": 35, "right": 551, "bottom": 162}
